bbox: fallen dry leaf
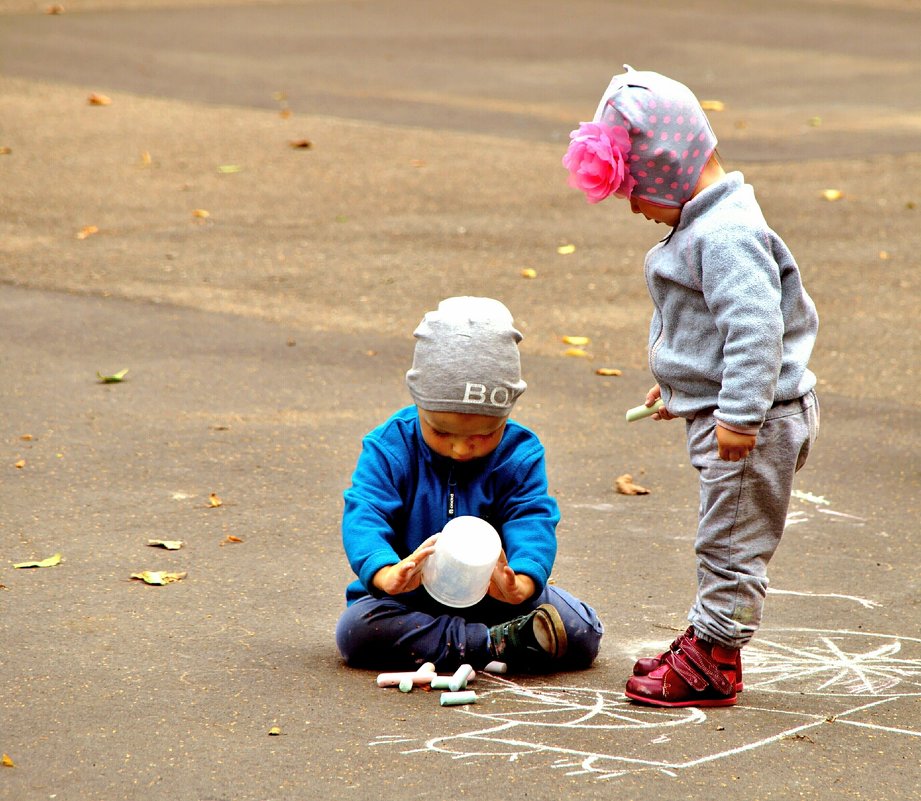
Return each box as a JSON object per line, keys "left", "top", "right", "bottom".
{"left": 147, "top": 539, "right": 184, "bottom": 550}
{"left": 564, "top": 347, "right": 590, "bottom": 358}
{"left": 562, "top": 335, "right": 590, "bottom": 346}
{"left": 288, "top": 139, "right": 313, "bottom": 149}
{"left": 615, "top": 474, "right": 650, "bottom": 496}
{"left": 21, "top": 434, "right": 34, "bottom": 441}
{"left": 139, "top": 151, "right": 152, "bottom": 167}
{"left": 87, "top": 93, "right": 111, "bottom": 106}
{"left": 191, "top": 208, "right": 210, "bottom": 219}
{"left": 0, "top": 146, "right": 11, "bottom": 155}
{"left": 97, "top": 368, "right": 129, "bottom": 384}
{"left": 268, "top": 727, "right": 282, "bottom": 736}
{"left": 700, "top": 99, "right": 725, "bottom": 112}
{"left": 13, "top": 553, "right": 63, "bottom": 569}
{"left": 207, "top": 493, "right": 223, "bottom": 508}
{"left": 46, "top": 4, "right": 65, "bottom": 14}
{"left": 821, "top": 189, "right": 843, "bottom": 201}
{"left": 76, "top": 225, "right": 99, "bottom": 240}
{"left": 595, "top": 367, "right": 623, "bottom": 377}
{"left": 220, "top": 535, "right": 243, "bottom": 546}
{"left": 131, "top": 570, "right": 187, "bottom": 585}
{"left": 1, "top": 754, "right": 14, "bottom": 768}
{"left": 520, "top": 268, "right": 537, "bottom": 279}
{"left": 14, "top": 459, "right": 25, "bottom": 469}
{"left": 557, "top": 244, "right": 576, "bottom": 255}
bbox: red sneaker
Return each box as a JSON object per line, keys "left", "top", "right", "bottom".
{"left": 625, "top": 629, "right": 740, "bottom": 708}
{"left": 633, "top": 627, "right": 744, "bottom": 692}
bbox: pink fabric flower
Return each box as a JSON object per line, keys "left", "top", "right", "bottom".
{"left": 562, "top": 122, "right": 636, "bottom": 203}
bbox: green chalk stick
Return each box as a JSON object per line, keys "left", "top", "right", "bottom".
{"left": 625, "top": 398, "right": 665, "bottom": 422}
{"left": 440, "top": 690, "right": 477, "bottom": 706}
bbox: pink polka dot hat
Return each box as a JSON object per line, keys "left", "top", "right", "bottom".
{"left": 564, "top": 66, "right": 717, "bottom": 208}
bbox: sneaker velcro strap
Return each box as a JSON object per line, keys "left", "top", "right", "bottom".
{"left": 675, "top": 636, "right": 734, "bottom": 696}
{"left": 663, "top": 649, "right": 708, "bottom": 691}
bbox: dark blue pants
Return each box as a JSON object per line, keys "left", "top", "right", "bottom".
{"left": 335, "top": 585, "right": 603, "bottom": 673}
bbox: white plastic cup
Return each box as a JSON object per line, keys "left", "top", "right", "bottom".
{"left": 422, "top": 516, "right": 502, "bottom": 608}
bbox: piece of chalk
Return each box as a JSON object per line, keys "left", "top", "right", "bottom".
{"left": 416, "top": 662, "right": 436, "bottom": 675}
{"left": 376, "top": 671, "right": 437, "bottom": 687}
{"left": 431, "top": 668, "right": 475, "bottom": 689}
{"left": 625, "top": 398, "right": 665, "bottom": 423}
{"left": 448, "top": 664, "right": 474, "bottom": 691}
{"left": 398, "top": 676, "right": 414, "bottom": 693}
{"left": 483, "top": 661, "right": 507, "bottom": 674}
{"left": 440, "top": 690, "right": 477, "bottom": 706}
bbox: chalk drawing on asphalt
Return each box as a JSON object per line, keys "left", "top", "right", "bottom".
{"left": 370, "top": 628, "right": 921, "bottom": 781}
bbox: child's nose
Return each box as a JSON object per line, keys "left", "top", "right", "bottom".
{"left": 452, "top": 438, "right": 475, "bottom": 458}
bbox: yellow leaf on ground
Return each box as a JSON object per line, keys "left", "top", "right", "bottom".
{"left": 147, "top": 540, "right": 184, "bottom": 550}
{"left": 615, "top": 474, "right": 650, "bottom": 496}
{"left": 288, "top": 139, "right": 313, "bottom": 149}
{"left": 556, "top": 244, "right": 576, "bottom": 255}
{"left": 191, "top": 208, "right": 210, "bottom": 219}
{"left": 87, "top": 93, "right": 111, "bottom": 106}
{"left": 14, "top": 459, "right": 25, "bottom": 469}
{"left": 220, "top": 535, "right": 243, "bottom": 546}
{"left": 131, "top": 571, "right": 187, "bottom": 585}
{"left": 97, "top": 368, "right": 129, "bottom": 383}
{"left": 821, "top": 189, "right": 843, "bottom": 201}
{"left": 207, "top": 493, "right": 223, "bottom": 508}
{"left": 268, "top": 727, "right": 282, "bottom": 736}
{"left": 562, "top": 335, "right": 590, "bottom": 346}
{"left": 564, "top": 347, "right": 590, "bottom": 358}
{"left": 1, "top": 753, "right": 14, "bottom": 767}
{"left": 520, "top": 268, "right": 537, "bottom": 279}
{"left": 13, "top": 553, "right": 63, "bottom": 569}
{"left": 76, "top": 225, "right": 99, "bottom": 240}
{"left": 701, "top": 99, "right": 725, "bottom": 111}
{"left": 595, "top": 367, "right": 623, "bottom": 376}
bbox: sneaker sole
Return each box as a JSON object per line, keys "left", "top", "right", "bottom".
{"left": 534, "top": 604, "right": 568, "bottom": 659}
{"left": 624, "top": 688, "right": 738, "bottom": 708}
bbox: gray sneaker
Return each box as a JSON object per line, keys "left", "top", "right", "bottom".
{"left": 488, "top": 603, "right": 568, "bottom": 671}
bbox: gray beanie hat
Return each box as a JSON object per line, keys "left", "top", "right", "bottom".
{"left": 405, "top": 297, "right": 526, "bottom": 418}
{"left": 593, "top": 66, "right": 718, "bottom": 208}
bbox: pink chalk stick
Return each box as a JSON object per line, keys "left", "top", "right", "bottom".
{"left": 376, "top": 671, "right": 437, "bottom": 688}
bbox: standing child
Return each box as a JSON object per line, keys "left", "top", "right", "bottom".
{"left": 563, "top": 67, "right": 820, "bottom": 707}
{"left": 336, "top": 296, "right": 603, "bottom": 674}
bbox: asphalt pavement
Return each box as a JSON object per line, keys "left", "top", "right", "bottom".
{"left": 1, "top": 2, "right": 920, "bottom": 800}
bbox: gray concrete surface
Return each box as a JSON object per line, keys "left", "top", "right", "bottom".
{"left": 1, "top": 1, "right": 919, "bottom": 799}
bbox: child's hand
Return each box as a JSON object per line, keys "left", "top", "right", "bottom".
{"left": 716, "top": 425, "right": 757, "bottom": 462}
{"left": 487, "top": 549, "right": 536, "bottom": 605}
{"left": 647, "top": 384, "right": 677, "bottom": 421}
{"left": 372, "top": 534, "right": 438, "bottom": 595}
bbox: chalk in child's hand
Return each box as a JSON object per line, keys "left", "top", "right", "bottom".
{"left": 398, "top": 676, "right": 414, "bottom": 693}
{"left": 625, "top": 398, "right": 665, "bottom": 422}
{"left": 448, "top": 664, "right": 474, "bottom": 691}
{"left": 440, "top": 690, "right": 477, "bottom": 706}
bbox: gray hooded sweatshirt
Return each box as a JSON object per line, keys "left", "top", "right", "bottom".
{"left": 646, "top": 171, "right": 818, "bottom": 435}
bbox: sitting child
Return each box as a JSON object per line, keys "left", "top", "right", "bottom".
{"left": 335, "top": 296, "right": 604, "bottom": 673}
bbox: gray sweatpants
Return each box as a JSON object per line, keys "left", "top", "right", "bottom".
{"left": 686, "top": 390, "right": 820, "bottom": 648}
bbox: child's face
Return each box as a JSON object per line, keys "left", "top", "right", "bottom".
{"left": 418, "top": 408, "right": 508, "bottom": 462}
{"left": 630, "top": 195, "right": 682, "bottom": 227}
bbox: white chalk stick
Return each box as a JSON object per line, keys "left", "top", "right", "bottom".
{"left": 440, "top": 690, "right": 477, "bottom": 706}
{"left": 376, "top": 671, "right": 437, "bottom": 687}
{"left": 483, "top": 661, "right": 507, "bottom": 674}
{"left": 416, "top": 662, "right": 436, "bottom": 675}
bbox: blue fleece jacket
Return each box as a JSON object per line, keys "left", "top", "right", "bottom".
{"left": 646, "top": 172, "right": 818, "bottom": 434}
{"left": 341, "top": 406, "right": 560, "bottom": 606}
